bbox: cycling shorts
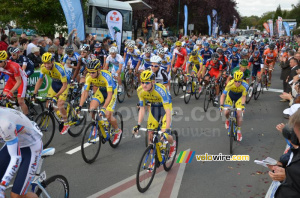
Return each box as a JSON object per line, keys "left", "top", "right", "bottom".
{"left": 4, "top": 75, "right": 27, "bottom": 98}
{"left": 92, "top": 88, "right": 117, "bottom": 112}
{"left": 47, "top": 81, "right": 70, "bottom": 101}
{"left": 224, "top": 91, "right": 243, "bottom": 109}
{"left": 147, "top": 105, "right": 172, "bottom": 130}
{"left": 0, "top": 140, "right": 42, "bottom": 196}
{"left": 251, "top": 66, "right": 261, "bottom": 77}
{"left": 264, "top": 59, "right": 275, "bottom": 67}
{"left": 207, "top": 69, "right": 220, "bottom": 79}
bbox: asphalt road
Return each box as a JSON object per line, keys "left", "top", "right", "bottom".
{"left": 4, "top": 64, "right": 289, "bottom": 198}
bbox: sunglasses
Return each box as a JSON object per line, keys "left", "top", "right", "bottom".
{"left": 67, "top": 53, "right": 73, "bottom": 56}
{"left": 141, "top": 82, "right": 151, "bottom": 85}
{"left": 89, "top": 71, "right": 97, "bottom": 74}
{"left": 0, "top": 60, "right": 5, "bottom": 63}
{"left": 151, "top": 65, "right": 159, "bottom": 68}
{"left": 234, "top": 80, "right": 242, "bottom": 83}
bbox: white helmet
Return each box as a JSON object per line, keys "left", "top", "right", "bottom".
{"left": 196, "top": 40, "right": 202, "bottom": 45}
{"left": 144, "top": 47, "right": 152, "bottom": 53}
{"left": 109, "top": 47, "right": 118, "bottom": 54}
{"left": 157, "top": 47, "right": 164, "bottom": 55}
{"left": 150, "top": 55, "right": 162, "bottom": 64}
{"left": 154, "top": 40, "right": 160, "bottom": 45}
{"left": 127, "top": 42, "right": 135, "bottom": 48}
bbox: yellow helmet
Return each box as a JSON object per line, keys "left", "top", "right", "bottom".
{"left": 175, "top": 41, "right": 182, "bottom": 47}
{"left": 233, "top": 70, "right": 244, "bottom": 81}
{"left": 0, "top": 51, "right": 7, "bottom": 61}
{"left": 42, "top": 52, "right": 54, "bottom": 63}
{"left": 140, "top": 70, "right": 155, "bottom": 82}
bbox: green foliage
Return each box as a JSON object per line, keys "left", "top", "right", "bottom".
{"left": 273, "top": 5, "right": 282, "bottom": 21}
{"left": 0, "top": 0, "right": 89, "bottom": 37}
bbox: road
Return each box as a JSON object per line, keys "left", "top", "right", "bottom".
{"left": 18, "top": 65, "right": 290, "bottom": 198}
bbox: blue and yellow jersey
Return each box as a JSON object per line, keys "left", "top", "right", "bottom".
{"left": 84, "top": 70, "right": 116, "bottom": 92}
{"left": 39, "top": 62, "right": 69, "bottom": 83}
{"left": 187, "top": 54, "right": 203, "bottom": 66}
{"left": 223, "top": 79, "right": 248, "bottom": 96}
{"left": 137, "top": 83, "right": 172, "bottom": 110}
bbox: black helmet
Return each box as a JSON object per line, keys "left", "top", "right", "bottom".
{"left": 211, "top": 53, "right": 219, "bottom": 60}
{"left": 191, "top": 50, "right": 197, "bottom": 56}
{"left": 65, "top": 46, "right": 74, "bottom": 54}
{"left": 216, "top": 48, "right": 223, "bottom": 54}
{"left": 86, "top": 59, "right": 101, "bottom": 72}
{"left": 269, "top": 43, "right": 275, "bottom": 50}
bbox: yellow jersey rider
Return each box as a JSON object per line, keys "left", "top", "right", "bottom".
{"left": 33, "top": 52, "right": 71, "bottom": 135}
{"left": 77, "top": 59, "right": 122, "bottom": 145}
{"left": 133, "top": 70, "right": 176, "bottom": 157}
{"left": 220, "top": 71, "right": 248, "bottom": 141}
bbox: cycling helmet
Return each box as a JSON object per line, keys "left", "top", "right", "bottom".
{"left": 269, "top": 43, "right": 275, "bottom": 50}
{"left": 281, "top": 47, "right": 286, "bottom": 52}
{"left": 80, "top": 45, "right": 90, "bottom": 52}
{"left": 222, "top": 43, "right": 228, "bottom": 48}
{"left": 42, "top": 52, "right": 54, "bottom": 63}
{"left": 240, "top": 48, "right": 248, "bottom": 56}
{"left": 203, "top": 42, "right": 209, "bottom": 48}
{"left": 94, "top": 43, "right": 101, "bottom": 48}
{"left": 65, "top": 45, "right": 74, "bottom": 54}
{"left": 228, "top": 41, "right": 233, "bottom": 46}
{"left": 245, "top": 40, "right": 251, "bottom": 46}
{"left": 157, "top": 47, "right": 164, "bottom": 55}
{"left": 154, "top": 40, "right": 160, "bottom": 45}
{"left": 86, "top": 59, "right": 101, "bottom": 72}
{"left": 191, "top": 50, "right": 197, "bottom": 56}
{"left": 150, "top": 55, "right": 162, "bottom": 64}
{"left": 216, "top": 48, "right": 224, "bottom": 54}
{"left": 127, "top": 42, "right": 135, "bottom": 48}
{"left": 125, "top": 40, "right": 131, "bottom": 46}
{"left": 253, "top": 51, "right": 260, "bottom": 58}
{"left": 196, "top": 40, "right": 202, "bottom": 45}
{"left": 175, "top": 41, "right": 182, "bottom": 47}
{"left": 234, "top": 70, "right": 244, "bottom": 81}
{"left": 0, "top": 50, "right": 7, "bottom": 60}
{"left": 240, "top": 59, "right": 249, "bottom": 67}
{"left": 237, "top": 40, "right": 241, "bottom": 44}
{"left": 156, "top": 44, "right": 162, "bottom": 49}
{"left": 11, "top": 47, "right": 20, "bottom": 54}
{"left": 144, "top": 47, "right": 152, "bottom": 53}
{"left": 260, "top": 42, "right": 265, "bottom": 46}
{"left": 211, "top": 53, "right": 219, "bottom": 60}
{"left": 109, "top": 46, "right": 118, "bottom": 54}
{"left": 212, "top": 40, "right": 216, "bottom": 44}
{"left": 140, "top": 70, "right": 155, "bottom": 82}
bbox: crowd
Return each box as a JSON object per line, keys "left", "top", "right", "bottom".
{"left": 142, "top": 13, "right": 165, "bottom": 41}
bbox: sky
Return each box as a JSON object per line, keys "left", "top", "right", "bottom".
{"left": 235, "top": 0, "right": 297, "bottom": 17}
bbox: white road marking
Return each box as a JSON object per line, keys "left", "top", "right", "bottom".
{"left": 66, "top": 137, "right": 99, "bottom": 155}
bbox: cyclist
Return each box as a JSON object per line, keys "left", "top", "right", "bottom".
{"left": 0, "top": 108, "right": 43, "bottom": 198}
{"left": 228, "top": 47, "right": 240, "bottom": 71}
{"left": 171, "top": 41, "right": 188, "bottom": 75}
{"left": 202, "top": 53, "right": 223, "bottom": 105}
{"left": 263, "top": 43, "right": 277, "bottom": 87}
{"left": 77, "top": 59, "right": 122, "bottom": 145}
{"left": 248, "top": 51, "right": 264, "bottom": 91}
{"left": 72, "top": 45, "right": 96, "bottom": 83}
{"left": 125, "top": 41, "right": 141, "bottom": 73}
{"left": 104, "top": 47, "right": 124, "bottom": 93}
{"left": 157, "top": 47, "right": 172, "bottom": 88}
{"left": 220, "top": 71, "right": 248, "bottom": 141}
{"left": 222, "top": 43, "right": 232, "bottom": 57}
{"left": 0, "top": 50, "right": 28, "bottom": 116}
{"left": 94, "top": 43, "right": 107, "bottom": 67}
{"left": 32, "top": 52, "right": 71, "bottom": 135}
{"left": 187, "top": 50, "right": 203, "bottom": 77}
{"left": 227, "top": 59, "right": 251, "bottom": 84}
{"left": 258, "top": 42, "right": 266, "bottom": 58}
{"left": 200, "top": 42, "right": 214, "bottom": 65}
{"left": 9, "top": 48, "right": 35, "bottom": 77}
{"left": 210, "top": 40, "right": 218, "bottom": 52}
{"left": 150, "top": 56, "right": 169, "bottom": 89}
{"left": 133, "top": 70, "right": 176, "bottom": 164}
{"left": 62, "top": 45, "right": 80, "bottom": 69}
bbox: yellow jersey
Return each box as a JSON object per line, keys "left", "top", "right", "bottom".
{"left": 187, "top": 55, "right": 203, "bottom": 66}
{"left": 223, "top": 79, "right": 248, "bottom": 96}
{"left": 137, "top": 83, "right": 172, "bottom": 110}
{"left": 84, "top": 70, "right": 116, "bottom": 92}
{"left": 39, "top": 62, "right": 69, "bottom": 83}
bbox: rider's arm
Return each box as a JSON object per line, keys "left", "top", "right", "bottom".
{"left": 79, "top": 90, "right": 89, "bottom": 107}
{"left": 34, "top": 76, "right": 44, "bottom": 95}
{"left": 103, "top": 91, "right": 112, "bottom": 109}
{"left": 72, "top": 58, "right": 82, "bottom": 81}
{"left": 135, "top": 60, "right": 141, "bottom": 72}
{"left": 138, "top": 106, "right": 145, "bottom": 125}
{"left": 10, "top": 76, "right": 22, "bottom": 94}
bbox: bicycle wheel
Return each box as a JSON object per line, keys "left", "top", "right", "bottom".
{"left": 229, "top": 121, "right": 234, "bottom": 154}
{"left": 81, "top": 123, "right": 102, "bottom": 164}
{"left": 117, "top": 81, "right": 126, "bottom": 103}
{"left": 261, "top": 75, "right": 266, "bottom": 94}
{"left": 36, "top": 175, "right": 69, "bottom": 198}
{"left": 125, "top": 72, "right": 134, "bottom": 97}
{"left": 184, "top": 82, "right": 192, "bottom": 104}
{"left": 136, "top": 145, "right": 157, "bottom": 193}
{"left": 68, "top": 105, "right": 86, "bottom": 137}
{"left": 108, "top": 112, "right": 123, "bottom": 148}
{"left": 254, "top": 82, "right": 261, "bottom": 100}
{"left": 211, "top": 88, "right": 217, "bottom": 107}
{"left": 194, "top": 81, "right": 202, "bottom": 100}
{"left": 145, "top": 130, "right": 149, "bottom": 148}
{"left": 26, "top": 98, "right": 44, "bottom": 119}
{"left": 173, "top": 75, "right": 180, "bottom": 96}
{"left": 265, "top": 74, "right": 269, "bottom": 90}
{"left": 35, "top": 111, "right": 55, "bottom": 148}
{"left": 163, "top": 130, "right": 178, "bottom": 171}
{"left": 246, "top": 84, "right": 254, "bottom": 104}
{"left": 204, "top": 88, "right": 210, "bottom": 112}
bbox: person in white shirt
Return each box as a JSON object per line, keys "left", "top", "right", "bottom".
{"left": 153, "top": 18, "right": 158, "bottom": 38}
{"left": 26, "top": 37, "right": 38, "bottom": 56}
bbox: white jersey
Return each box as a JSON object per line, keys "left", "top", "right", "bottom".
{"left": 0, "top": 107, "right": 43, "bottom": 148}
{"left": 106, "top": 54, "right": 125, "bottom": 68}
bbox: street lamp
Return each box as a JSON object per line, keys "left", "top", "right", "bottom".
{"left": 177, "top": 0, "right": 180, "bottom": 37}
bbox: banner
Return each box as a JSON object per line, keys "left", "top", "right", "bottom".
{"left": 207, "top": 15, "right": 211, "bottom": 36}
{"left": 232, "top": 16, "right": 238, "bottom": 34}
{"left": 184, "top": 5, "right": 188, "bottom": 36}
{"left": 263, "top": 22, "right": 270, "bottom": 33}
{"left": 212, "top": 9, "right": 218, "bottom": 38}
{"left": 106, "top": 10, "right": 123, "bottom": 53}
{"left": 59, "top": 0, "right": 85, "bottom": 41}
{"left": 268, "top": 19, "right": 273, "bottom": 37}
{"left": 283, "top": 22, "right": 290, "bottom": 36}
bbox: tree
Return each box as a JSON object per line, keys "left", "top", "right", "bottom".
{"left": 0, "top": 0, "right": 89, "bottom": 37}
{"left": 273, "top": 4, "right": 283, "bottom": 21}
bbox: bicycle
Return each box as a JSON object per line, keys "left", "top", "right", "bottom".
{"left": 261, "top": 67, "right": 270, "bottom": 93}
{"left": 6, "top": 147, "right": 69, "bottom": 197}
{"left": 113, "top": 75, "right": 126, "bottom": 103}
{"left": 136, "top": 129, "right": 178, "bottom": 193}
{"left": 80, "top": 108, "right": 123, "bottom": 164}
{"left": 124, "top": 68, "right": 139, "bottom": 97}
{"left": 203, "top": 76, "right": 217, "bottom": 112}
{"left": 35, "top": 97, "right": 86, "bottom": 148}
{"left": 172, "top": 68, "right": 185, "bottom": 96}
{"left": 184, "top": 73, "right": 202, "bottom": 104}
{"left": 246, "top": 76, "right": 262, "bottom": 103}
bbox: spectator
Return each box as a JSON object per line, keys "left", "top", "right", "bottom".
{"left": 20, "top": 38, "right": 29, "bottom": 56}
{"left": 274, "top": 108, "right": 300, "bottom": 197}
{"left": 27, "top": 47, "right": 42, "bottom": 69}
{"left": 146, "top": 14, "right": 153, "bottom": 41}
{"left": 58, "top": 33, "right": 65, "bottom": 46}
{"left": 153, "top": 18, "right": 158, "bottom": 38}
{"left": 280, "top": 50, "right": 294, "bottom": 99}
{"left": 37, "top": 38, "right": 46, "bottom": 56}
{"left": 0, "top": 34, "right": 9, "bottom": 51}
{"left": 7, "top": 37, "right": 19, "bottom": 57}
{"left": 102, "top": 38, "right": 109, "bottom": 52}
{"left": 287, "top": 58, "right": 300, "bottom": 84}
{"left": 67, "top": 29, "right": 81, "bottom": 52}
{"left": 295, "top": 52, "right": 300, "bottom": 62}
{"left": 44, "top": 37, "right": 52, "bottom": 52}
{"left": 26, "top": 36, "right": 38, "bottom": 56}
{"left": 158, "top": 19, "right": 164, "bottom": 38}
{"left": 142, "top": 16, "right": 147, "bottom": 41}
{"left": 52, "top": 38, "right": 60, "bottom": 52}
